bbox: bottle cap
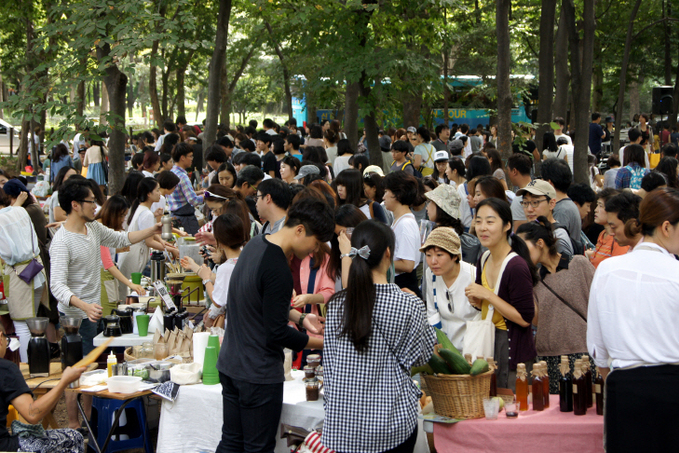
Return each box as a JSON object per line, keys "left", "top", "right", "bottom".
{"left": 517, "top": 363, "right": 526, "bottom": 370}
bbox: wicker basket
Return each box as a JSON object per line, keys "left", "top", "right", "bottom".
{"left": 422, "top": 370, "right": 494, "bottom": 419}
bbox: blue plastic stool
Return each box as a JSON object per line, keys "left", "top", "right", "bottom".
{"left": 90, "top": 396, "right": 153, "bottom": 453}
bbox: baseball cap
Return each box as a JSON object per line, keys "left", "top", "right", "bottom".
{"left": 294, "top": 164, "right": 321, "bottom": 180}
{"left": 516, "top": 179, "right": 557, "bottom": 199}
{"left": 420, "top": 226, "right": 462, "bottom": 258}
{"left": 424, "top": 184, "right": 461, "bottom": 220}
{"left": 406, "top": 126, "right": 417, "bottom": 134}
{"left": 363, "top": 165, "right": 385, "bottom": 177}
{"left": 449, "top": 139, "right": 464, "bottom": 154}
{"left": 434, "top": 150, "right": 449, "bottom": 162}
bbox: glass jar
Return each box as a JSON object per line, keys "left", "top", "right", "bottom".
{"left": 306, "top": 354, "right": 321, "bottom": 369}
{"left": 141, "top": 342, "right": 154, "bottom": 359}
{"left": 303, "top": 365, "right": 316, "bottom": 380}
{"left": 154, "top": 343, "right": 168, "bottom": 360}
{"left": 305, "top": 379, "right": 320, "bottom": 402}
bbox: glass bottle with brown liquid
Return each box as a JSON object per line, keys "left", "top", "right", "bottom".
{"left": 582, "top": 355, "right": 593, "bottom": 408}
{"left": 539, "top": 361, "right": 550, "bottom": 408}
{"left": 573, "top": 359, "right": 587, "bottom": 415}
{"left": 516, "top": 363, "right": 529, "bottom": 411}
{"left": 559, "top": 356, "right": 573, "bottom": 412}
{"left": 594, "top": 367, "right": 605, "bottom": 416}
{"left": 532, "top": 364, "right": 544, "bottom": 411}
{"left": 486, "top": 357, "right": 497, "bottom": 397}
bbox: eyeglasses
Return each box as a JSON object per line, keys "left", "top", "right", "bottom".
{"left": 520, "top": 198, "right": 548, "bottom": 208}
{"left": 204, "top": 190, "right": 228, "bottom": 200}
{"left": 78, "top": 199, "right": 97, "bottom": 205}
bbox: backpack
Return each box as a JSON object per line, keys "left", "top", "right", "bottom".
{"left": 391, "top": 159, "right": 423, "bottom": 179}
{"left": 460, "top": 232, "right": 483, "bottom": 264}
{"left": 553, "top": 223, "right": 585, "bottom": 256}
{"left": 625, "top": 164, "right": 646, "bottom": 190}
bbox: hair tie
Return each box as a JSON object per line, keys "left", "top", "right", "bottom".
{"left": 347, "top": 245, "right": 371, "bottom": 260}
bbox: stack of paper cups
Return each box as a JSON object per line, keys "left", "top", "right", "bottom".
{"left": 193, "top": 332, "right": 211, "bottom": 366}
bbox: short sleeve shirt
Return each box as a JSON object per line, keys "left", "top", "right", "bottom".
{"left": 391, "top": 213, "right": 421, "bottom": 274}
{"left": 414, "top": 143, "right": 435, "bottom": 171}
{"left": 0, "top": 361, "right": 32, "bottom": 452}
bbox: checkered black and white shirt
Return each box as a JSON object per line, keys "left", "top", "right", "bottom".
{"left": 322, "top": 284, "right": 436, "bottom": 453}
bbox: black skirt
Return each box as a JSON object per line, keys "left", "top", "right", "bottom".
{"left": 605, "top": 364, "right": 679, "bottom": 452}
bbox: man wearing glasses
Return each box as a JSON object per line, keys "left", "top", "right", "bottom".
{"left": 50, "top": 178, "right": 163, "bottom": 430}
{"left": 517, "top": 179, "right": 574, "bottom": 256}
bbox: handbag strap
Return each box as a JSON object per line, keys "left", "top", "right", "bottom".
{"left": 304, "top": 257, "right": 318, "bottom": 314}
{"left": 540, "top": 278, "right": 587, "bottom": 322}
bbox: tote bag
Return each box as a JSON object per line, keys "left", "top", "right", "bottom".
{"left": 462, "top": 251, "right": 517, "bottom": 359}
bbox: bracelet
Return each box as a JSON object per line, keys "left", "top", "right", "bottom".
{"left": 340, "top": 253, "right": 353, "bottom": 260}
{"left": 202, "top": 279, "right": 211, "bottom": 286}
{"left": 298, "top": 312, "right": 307, "bottom": 330}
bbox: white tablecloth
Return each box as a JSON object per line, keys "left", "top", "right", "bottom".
{"left": 156, "top": 370, "right": 431, "bottom": 453}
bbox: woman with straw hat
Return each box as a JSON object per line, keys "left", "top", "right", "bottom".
{"left": 421, "top": 227, "right": 479, "bottom": 350}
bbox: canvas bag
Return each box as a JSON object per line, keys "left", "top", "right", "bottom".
{"left": 462, "top": 250, "right": 517, "bottom": 359}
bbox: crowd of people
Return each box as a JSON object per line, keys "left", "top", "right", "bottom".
{"left": 0, "top": 112, "right": 678, "bottom": 453}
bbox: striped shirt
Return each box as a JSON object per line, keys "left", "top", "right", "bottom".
{"left": 49, "top": 221, "right": 131, "bottom": 318}
{"left": 167, "top": 165, "right": 203, "bottom": 212}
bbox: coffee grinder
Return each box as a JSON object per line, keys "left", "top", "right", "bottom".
{"left": 60, "top": 317, "right": 83, "bottom": 386}
{"left": 26, "top": 317, "right": 50, "bottom": 378}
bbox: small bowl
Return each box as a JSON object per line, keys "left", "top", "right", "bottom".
{"left": 107, "top": 376, "right": 142, "bottom": 394}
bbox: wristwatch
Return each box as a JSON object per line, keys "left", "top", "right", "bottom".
{"left": 202, "top": 278, "right": 211, "bottom": 286}
{"left": 298, "top": 313, "right": 307, "bottom": 330}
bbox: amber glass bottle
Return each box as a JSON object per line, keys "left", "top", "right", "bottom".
{"left": 539, "top": 361, "right": 550, "bottom": 408}
{"left": 559, "top": 356, "right": 573, "bottom": 412}
{"left": 582, "top": 355, "right": 593, "bottom": 408}
{"left": 594, "top": 367, "right": 605, "bottom": 416}
{"left": 573, "top": 360, "right": 587, "bottom": 416}
{"left": 532, "top": 364, "right": 544, "bottom": 411}
{"left": 516, "top": 363, "right": 529, "bottom": 411}
{"left": 487, "top": 357, "right": 497, "bottom": 397}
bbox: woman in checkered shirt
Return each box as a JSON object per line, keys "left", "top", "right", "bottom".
{"left": 323, "top": 220, "right": 436, "bottom": 453}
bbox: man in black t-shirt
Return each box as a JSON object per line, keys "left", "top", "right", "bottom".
{"left": 257, "top": 132, "right": 277, "bottom": 178}
{"left": 0, "top": 325, "right": 86, "bottom": 452}
{"left": 215, "top": 198, "right": 335, "bottom": 453}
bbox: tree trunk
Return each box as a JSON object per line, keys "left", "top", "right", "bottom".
{"left": 496, "top": 0, "right": 513, "bottom": 161}
{"left": 176, "top": 67, "right": 186, "bottom": 119}
{"left": 536, "top": 0, "right": 556, "bottom": 153}
{"left": 554, "top": 6, "right": 569, "bottom": 121}
{"left": 402, "top": 87, "right": 422, "bottom": 129}
{"left": 93, "top": 81, "right": 100, "bottom": 107}
{"left": 592, "top": 38, "right": 604, "bottom": 113}
{"left": 359, "top": 75, "right": 382, "bottom": 169}
{"left": 127, "top": 82, "right": 135, "bottom": 119}
{"left": 161, "top": 67, "right": 170, "bottom": 122}
{"left": 100, "top": 80, "right": 109, "bottom": 126}
{"left": 149, "top": 51, "right": 162, "bottom": 128}
{"left": 196, "top": 91, "right": 204, "bottom": 122}
{"left": 204, "top": 0, "right": 232, "bottom": 148}
{"left": 76, "top": 80, "right": 85, "bottom": 124}
{"left": 345, "top": 82, "right": 360, "bottom": 150}
{"left": 443, "top": 47, "right": 450, "bottom": 127}
{"left": 670, "top": 26, "right": 679, "bottom": 128}
{"left": 612, "top": 0, "right": 642, "bottom": 152}
{"left": 564, "top": 0, "right": 596, "bottom": 184}
{"left": 220, "top": 58, "right": 229, "bottom": 127}
{"left": 97, "top": 43, "right": 128, "bottom": 195}
{"left": 629, "top": 78, "right": 640, "bottom": 121}
{"left": 265, "top": 22, "right": 293, "bottom": 121}
{"left": 664, "top": 0, "right": 672, "bottom": 85}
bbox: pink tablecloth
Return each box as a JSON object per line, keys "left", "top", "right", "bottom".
{"left": 434, "top": 395, "right": 604, "bottom": 453}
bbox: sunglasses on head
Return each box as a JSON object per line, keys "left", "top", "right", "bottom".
{"left": 204, "top": 190, "right": 228, "bottom": 200}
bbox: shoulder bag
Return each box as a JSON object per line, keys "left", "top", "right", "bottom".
{"left": 539, "top": 278, "right": 587, "bottom": 322}
{"left": 11, "top": 221, "right": 44, "bottom": 284}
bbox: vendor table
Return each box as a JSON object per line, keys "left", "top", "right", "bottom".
{"left": 20, "top": 362, "right": 98, "bottom": 429}
{"left": 433, "top": 395, "right": 604, "bottom": 453}
{"left": 93, "top": 332, "right": 151, "bottom": 347}
{"left": 156, "top": 370, "right": 431, "bottom": 453}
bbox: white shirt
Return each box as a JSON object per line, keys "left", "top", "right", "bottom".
{"left": 554, "top": 133, "right": 572, "bottom": 146}
{"left": 0, "top": 206, "right": 46, "bottom": 289}
{"left": 154, "top": 134, "right": 166, "bottom": 152}
{"left": 587, "top": 242, "right": 679, "bottom": 369}
{"left": 457, "top": 182, "right": 473, "bottom": 229}
{"left": 391, "top": 213, "right": 421, "bottom": 275}
{"left": 209, "top": 258, "right": 237, "bottom": 320}
{"left": 424, "top": 261, "right": 478, "bottom": 351}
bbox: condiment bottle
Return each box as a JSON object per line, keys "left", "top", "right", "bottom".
{"left": 486, "top": 357, "right": 497, "bottom": 397}
{"left": 594, "top": 367, "right": 605, "bottom": 416}
{"left": 573, "top": 359, "right": 587, "bottom": 415}
{"left": 582, "top": 355, "right": 593, "bottom": 408}
{"left": 539, "top": 361, "right": 550, "bottom": 408}
{"left": 107, "top": 351, "right": 117, "bottom": 378}
{"left": 532, "top": 364, "right": 544, "bottom": 411}
{"left": 516, "top": 363, "right": 529, "bottom": 411}
{"left": 464, "top": 353, "right": 473, "bottom": 365}
{"left": 559, "top": 356, "right": 573, "bottom": 412}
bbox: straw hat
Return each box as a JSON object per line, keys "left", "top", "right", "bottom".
{"left": 424, "top": 184, "right": 461, "bottom": 220}
{"left": 419, "top": 227, "right": 462, "bottom": 258}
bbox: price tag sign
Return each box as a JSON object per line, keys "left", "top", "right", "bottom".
{"left": 153, "top": 281, "right": 176, "bottom": 311}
